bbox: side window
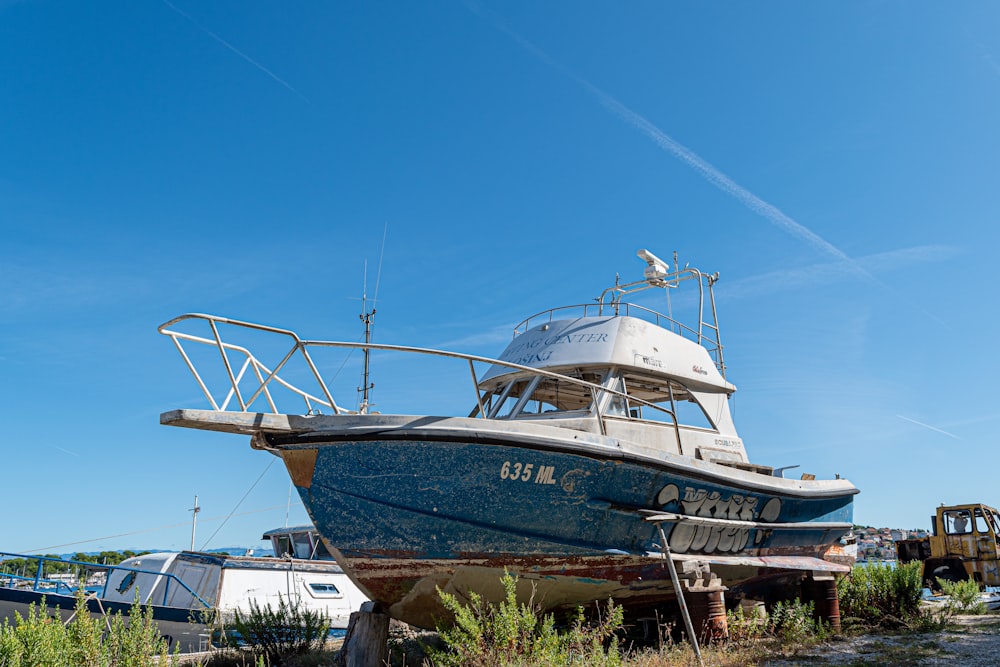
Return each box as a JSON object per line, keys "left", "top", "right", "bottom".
{"left": 292, "top": 533, "right": 314, "bottom": 559}
{"left": 672, "top": 396, "right": 714, "bottom": 430}
{"left": 306, "top": 582, "right": 342, "bottom": 598}
{"left": 602, "top": 375, "right": 628, "bottom": 417}
{"left": 623, "top": 376, "right": 714, "bottom": 430}
{"left": 974, "top": 509, "right": 990, "bottom": 535}
{"left": 944, "top": 510, "right": 972, "bottom": 535}
{"left": 274, "top": 536, "right": 292, "bottom": 557}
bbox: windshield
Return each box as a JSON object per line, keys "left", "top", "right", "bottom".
{"left": 478, "top": 369, "right": 606, "bottom": 418}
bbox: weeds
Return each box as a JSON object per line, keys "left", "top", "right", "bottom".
{"left": 0, "top": 591, "right": 175, "bottom": 666}
{"left": 218, "top": 595, "right": 330, "bottom": 666}
{"left": 936, "top": 577, "right": 987, "bottom": 615}
{"left": 428, "top": 572, "right": 840, "bottom": 667}
{"left": 724, "top": 604, "right": 767, "bottom": 644}
{"left": 768, "top": 598, "right": 828, "bottom": 644}
{"left": 429, "top": 571, "right": 624, "bottom": 666}
{"left": 837, "top": 561, "right": 927, "bottom": 630}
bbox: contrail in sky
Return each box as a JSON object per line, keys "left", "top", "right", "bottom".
{"left": 465, "top": 2, "right": 872, "bottom": 280}
{"left": 896, "top": 414, "right": 960, "bottom": 440}
{"left": 161, "top": 0, "right": 309, "bottom": 103}
{"left": 723, "top": 245, "right": 960, "bottom": 299}
{"left": 977, "top": 43, "right": 1000, "bottom": 78}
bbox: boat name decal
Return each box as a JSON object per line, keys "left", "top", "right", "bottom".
{"left": 503, "top": 333, "right": 610, "bottom": 365}
{"left": 500, "top": 460, "right": 558, "bottom": 485}
{"left": 508, "top": 351, "right": 555, "bottom": 365}
{"left": 692, "top": 365, "right": 708, "bottom": 376}
{"left": 713, "top": 438, "right": 740, "bottom": 448}
{"left": 655, "top": 483, "right": 781, "bottom": 555}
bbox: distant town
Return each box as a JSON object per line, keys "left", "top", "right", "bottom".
{"left": 852, "top": 525, "right": 930, "bottom": 561}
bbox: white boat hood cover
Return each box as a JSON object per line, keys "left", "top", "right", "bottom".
{"left": 482, "top": 316, "right": 736, "bottom": 394}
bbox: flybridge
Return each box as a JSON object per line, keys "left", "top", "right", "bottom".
{"left": 157, "top": 250, "right": 726, "bottom": 418}
{"left": 513, "top": 249, "right": 726, "bottom": 378}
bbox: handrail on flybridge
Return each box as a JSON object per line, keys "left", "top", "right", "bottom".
{"left": 157, "top": 252, "right": 719, "bottom": 421}
{"left": 157, "top": 313, "right": 683, "bottom": 430}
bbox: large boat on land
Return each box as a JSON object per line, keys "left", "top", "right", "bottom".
{"left": 159, "top": 250, "right": 858, "bottom": 630}
{"left": 0, "top": 525, "right": 367, "bottom": 652}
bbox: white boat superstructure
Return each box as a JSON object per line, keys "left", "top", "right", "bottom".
{"left": 103, "top": 549, "right": 367, "bottom": 626}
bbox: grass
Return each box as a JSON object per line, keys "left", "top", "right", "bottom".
{"left": 6, "top": 565, "right": 995, "bottom": 666}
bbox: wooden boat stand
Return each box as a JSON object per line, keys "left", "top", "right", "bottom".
{"left": 339, "top": 601, "right": 390, "bottom": 667}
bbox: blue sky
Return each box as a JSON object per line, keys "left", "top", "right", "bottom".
{"left": 2, "top": 1, "right": 999, "bottom": 554}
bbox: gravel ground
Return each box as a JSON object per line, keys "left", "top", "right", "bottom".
{"left": 764, "top": 615, "right": 1000, "bottom": 667}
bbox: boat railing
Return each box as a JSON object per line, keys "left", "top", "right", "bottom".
{"left": 158, "top": 314, "right": 684, "bottom": 444}
{"left": 159, "top": 314, "right": 340, "bottom": 415}
{"left": 0, "top": 572, "right": 78, "bottom": 596}
{"left": 514, "top": 302, "right": 707, "bottom": 345}
{"left": 512, "top": 265, "right": 725, "bottom": 375}
{"left": 0, "top": 552, "right": 212, "bottom": 609}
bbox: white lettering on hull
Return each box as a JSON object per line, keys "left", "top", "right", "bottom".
{"left": 655, "top": 483, "right": 783, "bottom": 554}
{"left": 499, "top": 461, "right": 557, "bottom": 485}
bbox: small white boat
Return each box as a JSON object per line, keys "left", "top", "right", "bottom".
{"left": 0, "top": 526, "right": 368, "bottom": 652}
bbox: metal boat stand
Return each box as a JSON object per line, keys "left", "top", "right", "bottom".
{"left": 645, "top": 515, "right": 729, "bottom": 667}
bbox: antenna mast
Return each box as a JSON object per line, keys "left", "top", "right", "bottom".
{"left": 357, "top": 225, "right": 387, "bottom": 415}
{"left": 358, "top": 269, "right": 375, "bottom": 415}
{"left": 189, "top": 495, "right": 200, "bottom": 551}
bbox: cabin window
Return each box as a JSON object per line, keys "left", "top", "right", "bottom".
{"left": 515, "top": 370, "right": 603, "bottom": 416}
{"left": 974, "top": 509, "right": 991, "bottom": 535}
{"left": 621, "top": 374, "right": 715, "bottom": 430}
{"left": 292, "top": 533, "right": 314, "bottom": 559}
{"left": 481, "top": 380, "right": 519, "bottom": 418}
{"left": 274, "top": 535, "right": 293, "bottom": 558}
{"left": 307, "top": 582, "right": 342, "bottom": 597}
{"left": 944, "top": 510, "right": 972, "bottom": 535}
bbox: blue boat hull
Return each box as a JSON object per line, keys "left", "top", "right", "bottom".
{"left": 277, "top": 436, "right": 855, "bottom": 627}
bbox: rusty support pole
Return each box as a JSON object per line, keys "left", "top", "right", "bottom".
{"left": 654, "top": 523, "right": 703, "bottom": 666}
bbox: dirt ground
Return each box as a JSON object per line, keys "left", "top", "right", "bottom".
{"left": 764, "top": 615, "right": 1000, "bottom": 667}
